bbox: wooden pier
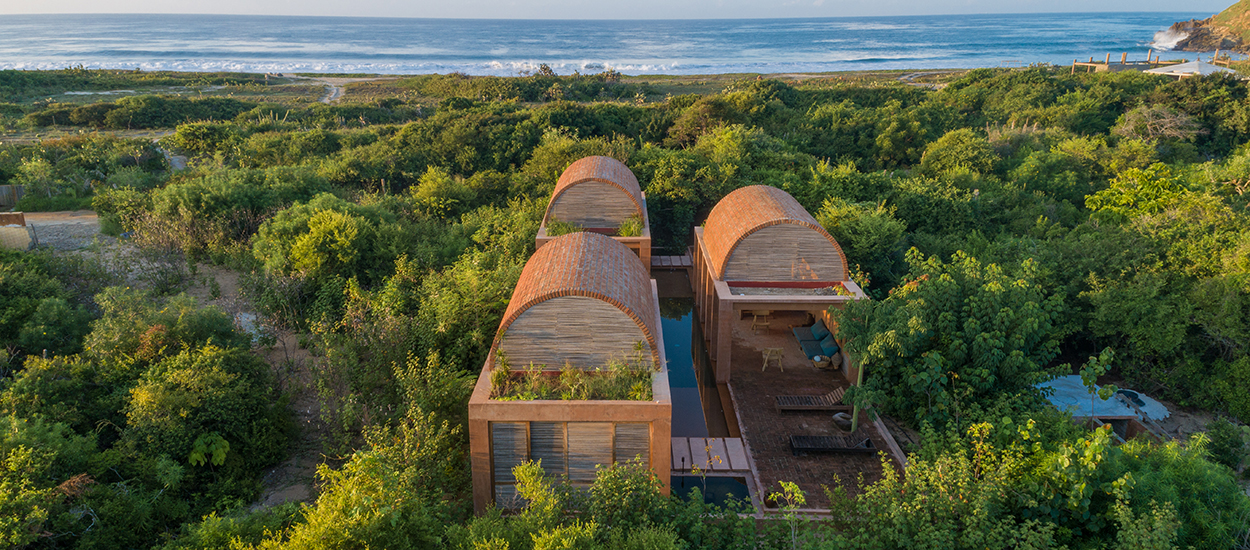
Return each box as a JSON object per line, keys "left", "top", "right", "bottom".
{"left": 1070, "top": 48, "right": 1235, "bottom": 75}
{"left": 1072, "top": 50, "right": 1166, "bottom": 74}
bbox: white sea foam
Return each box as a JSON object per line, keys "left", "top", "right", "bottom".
{"left": 0, "top": 13, "right": 1217, "bottom": 76}
{"left": 1151, "top": 28, "right": 1189, "bottom": 51}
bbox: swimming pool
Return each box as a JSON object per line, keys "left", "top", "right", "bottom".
{"left": 656, "top": 272, "right": 731, "bottom": 438}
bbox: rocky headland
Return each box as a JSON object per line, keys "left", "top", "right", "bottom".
{"left": 1165, "top": 17, "right": 1248, "bottom": 53}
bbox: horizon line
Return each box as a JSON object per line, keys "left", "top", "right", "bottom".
{"left": 0, "top": 9, "right": 1213, "bottom": 22}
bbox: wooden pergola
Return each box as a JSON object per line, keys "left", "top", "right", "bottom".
{"left": 536, "top": 156, "right": 652, "bottom": 268}
{"left": 691, "top": 185, "right": 868, "bottom": 384}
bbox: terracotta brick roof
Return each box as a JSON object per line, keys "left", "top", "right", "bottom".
{"left": 542, "top": 156, "right": 644, "bottom": 226}
{"left": 703, "top": 185, "right": 848, "bottom": 280}
{"left": 494, "top": 232, "right": 660, "bottom": 365}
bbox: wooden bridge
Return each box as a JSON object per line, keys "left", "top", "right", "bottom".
{"left": 670, "top": 437, "right": 751, "bottom": 475}
{"left": 651, "top": 254, "right": 693, "bottom": 270}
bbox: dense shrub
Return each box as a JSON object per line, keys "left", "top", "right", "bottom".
{"left": 836, "top": 249, "right": 1065, "bottom": 426}
{"left": 0, "top": 250, "right": 93, "bottom": 358}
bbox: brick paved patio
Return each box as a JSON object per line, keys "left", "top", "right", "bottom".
{"left": 724, "top": 311, "right": 892, "bottom": 510}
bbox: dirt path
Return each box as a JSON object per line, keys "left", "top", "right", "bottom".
{"left": 153, "top": 138, "right": 188, "bottom": 170}
{"left": 280, "top": 74, "right": 400, "bottom": 104}
{"left": 179, "top": 264, "right": 325, "bottom": 510}
{"left": 24, "top": 210, "right": 105, "bottom": 250}
{"left": 897, "top": 71, "right": 958, "bottom": 89}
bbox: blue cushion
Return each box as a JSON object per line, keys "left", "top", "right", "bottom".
{"left": 792, "top": 327, "right": 818, "bottom": 343}
{"left": 820, "top": 334, "right": 840, "bottom": 357}
{"left": 799, "top": 339, "right": 824, "bottom": 359}
{"left": 810, "top": 319, "right": 831, "bottom": 340}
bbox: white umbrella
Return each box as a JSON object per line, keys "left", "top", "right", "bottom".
{"left": 1145, "top": 60, "right": 1238, "bottom": 77}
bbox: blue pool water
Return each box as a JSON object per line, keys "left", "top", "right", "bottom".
{"left": 662, "top": 297, "right": 710, "bottom": 438}
{"left": 657, "top": 269, "right": 732, "bottom": 439}
{"left": 671, "top": 476, "right": 751, "bottom": 506}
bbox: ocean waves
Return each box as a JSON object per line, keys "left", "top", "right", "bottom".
{"left": 0, "top": 12, "right": 1212, "bottom": 76}
{"left": 1150, "top": 28, "right": 1190, "bottom": 51}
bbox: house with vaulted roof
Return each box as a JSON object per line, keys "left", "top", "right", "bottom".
{"left": 535, "top": 156, "right": 652, "bottom": 268}
{"left": 468, "top": 231, "right": 670, "bottom": 513}
{"left": 692, "top": 185, "right": 868, "bottom": 384}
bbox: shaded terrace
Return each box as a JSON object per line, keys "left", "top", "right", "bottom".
{"left": 724, "top": 311, "right": 898, "bottom": 509}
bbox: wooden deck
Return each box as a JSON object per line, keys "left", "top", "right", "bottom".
{"left": 652, "top": 255, "right": 693, "bottom": 270}
{"left": 671, "top": 437, "right": 750, "bottom": 474}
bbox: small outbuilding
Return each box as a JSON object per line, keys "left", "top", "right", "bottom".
{"left": 536, "top": 156, "right": 652, "bottom": 268}
{"left": 692, "top": 185, "right": 867, "bottom": 384}
{"left": 469, "top": 232, "right": 671, "bottom": 513}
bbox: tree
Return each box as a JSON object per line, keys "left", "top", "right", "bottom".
{"left": 920, "top": 128, "right": 997, "bottom": 176}
{"left": 1085, "top": 163, "right": 1185, "bottom": 224}
{"left": 815, "top": 198, "right": 906, "bottom": 291}
{"left": 122, "top": 345, "right": 289, "bottom": 477}
{"left": 1112, "top": 105, "right": 1204, "bottom": 142}
{"left": 835, "top": 249, "right": 1065, "bottom": 426}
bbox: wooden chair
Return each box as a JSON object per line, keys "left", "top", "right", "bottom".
{"left": 789, "top": 435, "right": 875, "bottom": 456}
{"left": 751, "top": 314, "right": 771, "bottom": 334}
{"left": 761, "top": 348, "right": 783, "bottom": 371}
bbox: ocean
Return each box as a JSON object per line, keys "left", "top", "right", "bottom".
{"left": 0, "top": 12, "right": 1216, "bottom": 76}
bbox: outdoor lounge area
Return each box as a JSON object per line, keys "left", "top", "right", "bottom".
{"left": 688, "top": 185, "right": 901, "bottom": 509}
{"left": 468, "top": 232, "right": 671, "bottom": 513}
{"left": 723, "top": 311, "right": 898, "bottom": 509}
{"left": 535, "top": 156, "right": 652, "bottom": 268}
{"left": 691, "top": 185, "right": 868, "bottom": 386}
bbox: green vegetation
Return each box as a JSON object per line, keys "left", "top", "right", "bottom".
{"left": 0, "top": 285, "right": 289, "bottom": 549}
{"left": 617, "top": 214, "right": 644, "bottom": 237}
{"left": 543, "top": 217, "right": 583, "bottom": 236}
{"left": 4, "top": 65, "right": 1250, "bottom": 549}
{"left": 490, "top": 358, "right": 654, "bottom": 401}
{"left": 1212, "top": 0, "right": 1250, "bottom": 43}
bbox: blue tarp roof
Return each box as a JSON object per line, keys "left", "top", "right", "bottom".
{"left": 1037, "top": 375, "right": 1170, "bottom": 421}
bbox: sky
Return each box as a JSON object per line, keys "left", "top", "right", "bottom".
{"left": 0, "top": 0, "right": 1231, "bottom": 19}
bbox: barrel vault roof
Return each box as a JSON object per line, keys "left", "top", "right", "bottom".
{"left": 702, "top": 185, "right": 848, "bottom": 281}
{"left": 495, "top": 231, "right": 660, "bottom": 364}
{"left": 542, "top": 156, "right": 645, "bottom": 226}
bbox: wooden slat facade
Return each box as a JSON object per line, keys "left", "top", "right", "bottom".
{"left": 469, "top": 252, "right": 672, "bottom": 515}
{"left": 0, "top": 185, "right": 24, "bottom": 208}
{"left": 495, "top": 232, "right": 661, "bottom": 369}
{"left": 489, "top": 420, "right": 657, "bottom": 503}
{"left": 491, "top": 422, "right": 528, "bottom": 506}
{"left": 530, "top": 421, "right": 566, "bottom": 477}
{"left": 547, "top": 181, "right": 642, "bottom": 229}
{"left": 722, "top": 224, "right": 846, "bottom": 282}
{"left": 568, "top": 422, "right": 614, "bottom": 484}
{"left": 499, "top": 296, "right": 650, "bottom": 370}
{"left": 615, "top": 423, "right": 650, "bottom": 464}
